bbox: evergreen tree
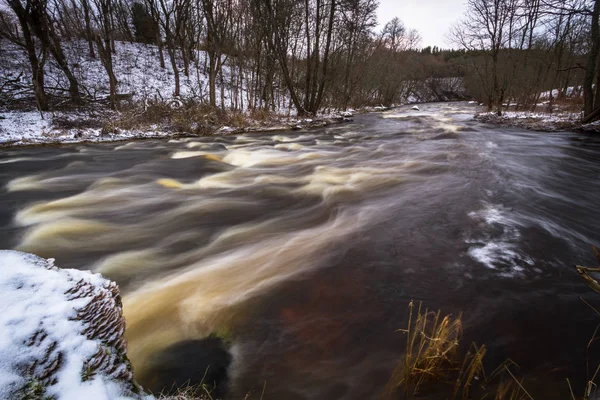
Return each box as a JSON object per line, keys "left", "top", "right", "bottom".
{"left": 131, "top": 2, "right": 158, "bottom": 44}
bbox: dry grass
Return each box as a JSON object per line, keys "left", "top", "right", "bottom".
{"left": 575, "top": 246, "right": 600, "bottom": 400}
{"left": 452, "top": 343, "right": 487, "bottom": 399}
{"left": 384, "top": 301, "right": 538, "bottom": 400}
{"left": 384, "top": 297, "right": 600, "bottom": 400}
{"left": 493, "top": 379, "right": 533, "bottom": 400}
{"left": 386, "top": 301, "right": 463, "bottom": 397}
{"left": 101, "top": 101, "right": 255, "bottom": 136}
{"left": 551, "top": 95, "right": 584, "bottom": 113}
{"left": 154, "top": 365, "right": 220, "bottom": 400}
{"left": 527, "top": 94, "right": 584, "bottom": 114}
{"left": 157, "top": 384, "right": 213, "bottom": 400}
{"left": 156, "top": 380, "right": 265, "bottom": 400}
{"left": 248, "top": 108, "right": 273, "bottom": 122}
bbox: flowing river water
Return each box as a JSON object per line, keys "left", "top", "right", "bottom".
{"left": 1, "top": 102, "right": 600, "bottom": 399}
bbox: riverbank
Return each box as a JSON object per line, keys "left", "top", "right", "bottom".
{"left": 0, "top": 107, "right": 354, "bottom": 148}
{"left": 475, "top": 110, "right": 600, "bottom": 133}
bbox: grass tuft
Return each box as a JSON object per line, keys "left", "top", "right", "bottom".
{"left": 386, "top": 301, "right": 463, "bottom": 397}
{"left": 384, "top": 301, "right": 539, "bottom": 400}
{"left": 452, "top": 343, "right": 486, "bottom": 399}
{"left": 157, "top": 382, "right": 213, "bottom": 400}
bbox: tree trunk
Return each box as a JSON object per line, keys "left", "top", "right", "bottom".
{"left": 595, "top": 49, "right": 600, "bottom": 110}
{"left": 95, "top": 0, "right": 118, "bottom": 110}
{"left": 167, "top": 44, "right": 180, "bottom": 97}
{"left": 7, "top": 0, "right": 48, "bottom": 110}
{"left": 157, "top": 32, "right": 166, "bottom": 69}
{"left": 308, "top": 0, "right": 321, "bottom": 112}
{"left": 181, "top": 46, "right": 190, "bottom": 77}
{"left": 82, "top": 0, "right": 96, "bottom": 58}
{"left": 97, "top": 37, "right": 117, "bottom": 109}
{"left": 303, "top": 0, "right": 312, "bottom": 111}
{"left": 208, "top": 50, "right": 217, "bottom": 107}
{"left": 262, "top": 0, "right": 305, "bottom": 115}
{"left": 584, "top": 0, "right": 600, "bottom": 117}
{"left": 48, "top": 30, "right": 81, "bottom": 104}
{"left": 262, "top": 53, "right": 275, "bottom": 111}
{"left": 313, "top": 0, "right": 336, "bottom": 113}
{"left": 492, "top": 51, "right": 502, "bottom": 116}
{"left": 219, "top": 58, "right": 225, "bottom": 109}
{"left": 30, "top": 42, "right": 48, "bottom": 111}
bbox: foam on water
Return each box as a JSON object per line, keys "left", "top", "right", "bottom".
{"left": 466, "top": 203, "right": 535, "bottom": 276}
{"left": 274, "top": 143, "right": 305, "bottom": 151}
{"left": 18, "top": 219, "right": 116, "bottom": 254}
{"left": 7, "top": 176, "right": 43, "bottom": 191}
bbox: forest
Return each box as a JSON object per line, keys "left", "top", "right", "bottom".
{"left": 0, "top": 0, "right": 598, "bottom": 119}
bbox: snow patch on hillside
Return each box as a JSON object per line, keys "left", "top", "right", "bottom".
{"left": 1, "top": 39, "right": 291, "bottom": 111}
{"left": 539, "top": 86, "right": 583, "bottom": 99}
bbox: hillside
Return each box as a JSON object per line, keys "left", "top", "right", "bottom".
{"left": 0, "top": 39, "right": 469, "bottom": 146}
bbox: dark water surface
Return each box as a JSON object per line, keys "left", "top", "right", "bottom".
{"left": 1, "top": 102, "right": 600, "bottom": 399}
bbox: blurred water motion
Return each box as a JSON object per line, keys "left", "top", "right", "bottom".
{"left": 1, "top": 103, "right": 600, "bottom": 398}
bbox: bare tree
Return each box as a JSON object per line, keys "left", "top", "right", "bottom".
{"left": 451, "top": 0, "right": 517, "bottom": 115}
{"left": 147, "top": 0, "right": 192, "bottom": 97}
{"left": 3, "top": 0, "right": 49, "bottom": 110}
{"left": 256, "top": 0, "right": 337, "bottom": 115}
{"left": 201, "top": 0, "right": 232, "bottom": 107}
{"left": 89, "top": 0, "right": 119, "bottom": 108}
{"left": 5, "top": 0, "right": 81, "bottom": 105}
{"left": 336, "top": 0, "right": 377, "bottom": 110}
{"left": 583, "top": 0, "right": 600, "bottom": 118}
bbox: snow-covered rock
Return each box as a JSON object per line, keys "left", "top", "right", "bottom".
{"left": 411, "top": 105, "right": 420, "bottom": 111}
{"left": 0, "top": 250, "right": 142, "bottom": 400}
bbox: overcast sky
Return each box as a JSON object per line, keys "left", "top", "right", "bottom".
{"left": 376, "top": 0, "right": 467, "bottom": 49}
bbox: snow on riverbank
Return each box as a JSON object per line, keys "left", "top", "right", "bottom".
{"left": 0, "top": 250, "right": 142, "bottom": 399}
{"left": 0, "top": 111, "right": 175, "bottom": 146}
{"left": 475, "top": 110, "right": 590, "bottom": 132}
{"left": 0, "top": 109, "right": 353, "bottom": 147}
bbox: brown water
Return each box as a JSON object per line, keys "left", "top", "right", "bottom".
{"left": 1, "top": 102, "right": 600, "bottom": 399}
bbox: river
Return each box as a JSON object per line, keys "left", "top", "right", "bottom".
{"left": 1, "top": 102, "right": 600, "bottom": 399}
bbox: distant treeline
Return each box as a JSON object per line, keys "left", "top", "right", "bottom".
{"left": 1, "top": 0, "right": 600, "bottom": 119}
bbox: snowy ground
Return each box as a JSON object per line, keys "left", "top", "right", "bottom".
{"left": 0, "top": 39, "right": 467, "bottom": 146}
{"left": 473, "top": 102, "right": 600, "bottom": 133}
{"left": 471, "top": 85, "right": 598, "bottom": 132}
{"left": 0, "top": 39, "right": 358, "bottom": 146}
{"left": 0, "top": 110, "right": 177, "bottom": 146}
{"left": 1, "top": 39, "right": 280, "bottom": 111}
{"left": 476, "top": 110, "right": 583, "bottom": 131}
{"left": 0, "top": 108, "right": 354, "bottom": 147}
{"left": 539, "top": 86, "right": 583, "bottom": 99}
